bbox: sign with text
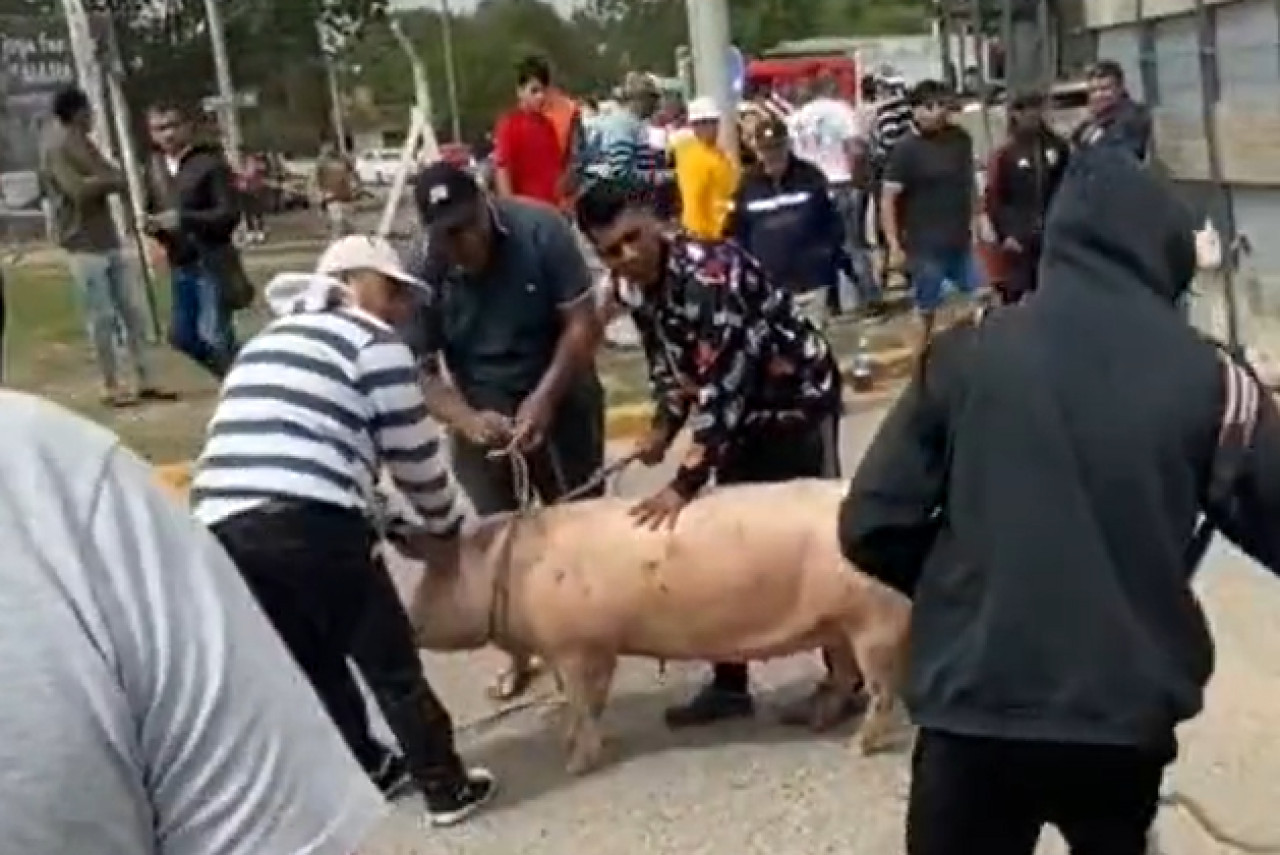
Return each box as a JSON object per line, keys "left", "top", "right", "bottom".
{"left": 0, "top": 16, "right": 75, "bottom": 236}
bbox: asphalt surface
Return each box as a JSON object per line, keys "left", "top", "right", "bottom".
{"left": 366, "top": 404, "right": 1280, "bottom": 855}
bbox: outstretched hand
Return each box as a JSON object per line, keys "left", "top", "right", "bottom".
{"left": 629, "top": 486, "right": 688, "bottom": 531}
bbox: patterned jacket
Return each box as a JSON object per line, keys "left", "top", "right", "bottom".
{"left": 620, "top": 234, "right": 842, "bottom": 497}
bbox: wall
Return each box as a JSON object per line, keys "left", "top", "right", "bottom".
{"left": 1088, "top": 0, "right": 1280, "bottom": 356}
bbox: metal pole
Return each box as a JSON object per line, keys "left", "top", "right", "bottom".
{"left": 439, "top": 0, "right": 462, "bottom": 143}
{"left": 380, "top": 16, "right": 440, "bottom": 237}
{"left": 101, "top": 14, "right": 162, "bottom": 340}
{"left": 1191, "top": 0, "right": 1241, "bottom": 352}
{"left": 1001, "top": 0, "right": 1015, "bottom": 89}
{"left": 684, "top": 0, "right": 737, "bottom": 160}
{"left": 202, "top": 0, "right": 242, "bottom": 166}
{"left": 317, "top": 22, "right": 349, "bottom": 156}
{"left": 1035, "top": 0, "right": 1053, "bottom": 87}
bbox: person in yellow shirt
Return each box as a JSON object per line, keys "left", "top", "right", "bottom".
{"left": 674, "top": 96, "right": 737, "bottom": 239}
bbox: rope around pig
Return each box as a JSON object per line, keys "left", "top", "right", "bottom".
{"left": 1153, "top": 787, "right": 1280, "bottom": 853}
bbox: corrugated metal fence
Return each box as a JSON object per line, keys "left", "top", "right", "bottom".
{"left": 1092, "top": 0, "right": 1280, "bottom": 375}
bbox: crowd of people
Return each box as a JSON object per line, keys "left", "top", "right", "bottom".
{"left": 7, "top": 47, "right": 1271, "bottom": 855}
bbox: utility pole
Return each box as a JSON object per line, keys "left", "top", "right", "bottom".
{"left": 202, "top": 0, "right": 242, "bottom": 165}
{"left": 683, "top": 0, "right": 736, "bottom": 159}
{"left": 439, "top": 0, "right": 462, "bottom": 143}
{"left": 317, "top": 21, "right": 349, "bottom": 155}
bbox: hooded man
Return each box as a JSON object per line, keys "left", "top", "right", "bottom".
{"left": 839, "top": 147, "right": 1280, "bottom": 855}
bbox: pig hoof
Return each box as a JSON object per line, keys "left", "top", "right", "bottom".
{"left": 565, "top": 741, "right": 606, "bottom": 776}
{"left": 487, "top": 660, "right": 544, "bottom": 702}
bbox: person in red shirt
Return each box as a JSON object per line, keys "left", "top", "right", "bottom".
{"left": 493, "top": 56, "right": 564, "bottom": 207}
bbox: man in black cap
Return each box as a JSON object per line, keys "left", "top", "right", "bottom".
{"left": 403, "top": 162, "right": 605, "bottom": 699}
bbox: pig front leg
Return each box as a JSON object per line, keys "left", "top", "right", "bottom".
{"left": 553, "top": 651, "right": 618, "bottom": 776}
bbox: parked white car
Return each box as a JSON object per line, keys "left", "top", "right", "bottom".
{"left": 354, "top": 149, "right": 404, "bottom": 186}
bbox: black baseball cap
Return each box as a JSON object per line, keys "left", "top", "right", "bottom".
{"left": 414, "top": 161, "right": 483, "bottom": 231}
{"left": 756, "top": 117, "right": 790, "bottom": 149}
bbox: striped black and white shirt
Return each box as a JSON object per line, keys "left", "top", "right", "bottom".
{"left": 191, "top": 307, "right": 466, "bottom": 536}
{"left": 870, "top": 95, "right": 915, "bottom": 167}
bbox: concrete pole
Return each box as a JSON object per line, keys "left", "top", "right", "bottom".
{"left": 203, "top": 0, "right": 242, "bottom": 166}
{"left": 439, "top": 0, "right": 462, "bottom": 143}
{"left": 683, "top": 0, "right": 737, "bottom": 159}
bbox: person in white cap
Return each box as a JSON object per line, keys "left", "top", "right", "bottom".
{"left": 190, "top": 234, "right": 497, "bottom": 827}
{"left": 674, "top": 94, "right": 736, "bottom": 240}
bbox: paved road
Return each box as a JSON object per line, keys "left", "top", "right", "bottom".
{"left": 367, "top": 404, "right": 1280, "bottom": 855}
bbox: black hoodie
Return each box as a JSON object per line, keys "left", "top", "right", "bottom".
{"left": 839, "top": 147, "right": 1280, "bottom": 750}
{"left": 146, "top": 143, "right": 241, "bottom": 267}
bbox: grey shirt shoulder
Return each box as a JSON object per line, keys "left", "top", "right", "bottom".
{"left": 0, "top": 391, "right": 384, "bottom": 855}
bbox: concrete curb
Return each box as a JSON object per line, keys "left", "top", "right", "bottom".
{"left": 152, "top": 346, "right": 916, "bottom": 499}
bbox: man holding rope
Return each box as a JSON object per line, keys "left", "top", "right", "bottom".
{"left": 403, "top": 162, "right": 605, "bottom": 700}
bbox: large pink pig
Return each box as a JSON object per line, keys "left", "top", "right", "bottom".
{"left": 406, "top": 478, "right": 912, "bottom": 774}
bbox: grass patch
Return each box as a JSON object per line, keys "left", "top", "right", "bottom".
{"left": 2, "top": 253, "right": 908, "bottom": 462}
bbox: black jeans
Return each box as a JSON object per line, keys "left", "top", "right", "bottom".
{"left": 907, "top": 729, "right": 1171, "bottom": 855}
{"left": 212, "top": 500, "right": 466, "bottom": 793}
{"left": 451, "top": 377, "right": 606, "bottom": 514}
{"left": 711, "top": 414, "right": 842, "bottom": 693}
{"left": 350, "top": 553, "right": 468, "bottom": 787}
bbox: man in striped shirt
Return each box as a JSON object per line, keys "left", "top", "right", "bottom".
{"left": 191, "top": 234, "right": 496, "bottom": 828}
{"left": 866, "top": 72, "right": 915, "bottom": 266}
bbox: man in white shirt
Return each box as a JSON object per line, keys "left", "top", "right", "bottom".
{"left": 788, "top": 76, "right": 883, "bottom": 318}
{"left": 0, "top": 390, "right": 385, "bottom": 855}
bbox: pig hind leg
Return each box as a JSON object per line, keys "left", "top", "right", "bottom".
{"left": 806, "top": 636, "right": 863, "bottom": 731}
{"left": 554, "top": 651, "right": 618, "bottom": 776}
{"left": 848, "top": 626, "right": 908, "bottom": 755}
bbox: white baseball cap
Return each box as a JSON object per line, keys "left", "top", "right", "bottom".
{"left": 687, "top": 95, "right": 721, "bottom": 124}
{"left": 315, "top": 234, "right": 425, "bottom": 289}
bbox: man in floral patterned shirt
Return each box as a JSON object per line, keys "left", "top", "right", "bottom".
{"left": 576, "top": 182, "right": 857, "bottom": 729}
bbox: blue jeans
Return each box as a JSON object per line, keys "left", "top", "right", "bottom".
{"left": 910, "top": 248, "right": 980, "bottom": 313}
{"left": 170, "top": 261, "right": 237, "bottom": 378}
{"left": 831, "top": 183, "right": 881, "bottom": 310}
{"left": 67, "top": 249, "right": 153, "bottom": 390}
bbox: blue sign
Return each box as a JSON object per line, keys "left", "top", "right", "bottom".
{"left": 727, "top": 45, "right": 745, "bottom": 96}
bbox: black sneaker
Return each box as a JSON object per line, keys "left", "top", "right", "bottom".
{"left": 425, "top": 767, "right": 497, "bottom": 827}
{"left": 664, "top": 683, "right": 754, "bottom": 729}
{"left": 371, "top": 753, "right": 415, "bottom": 802}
